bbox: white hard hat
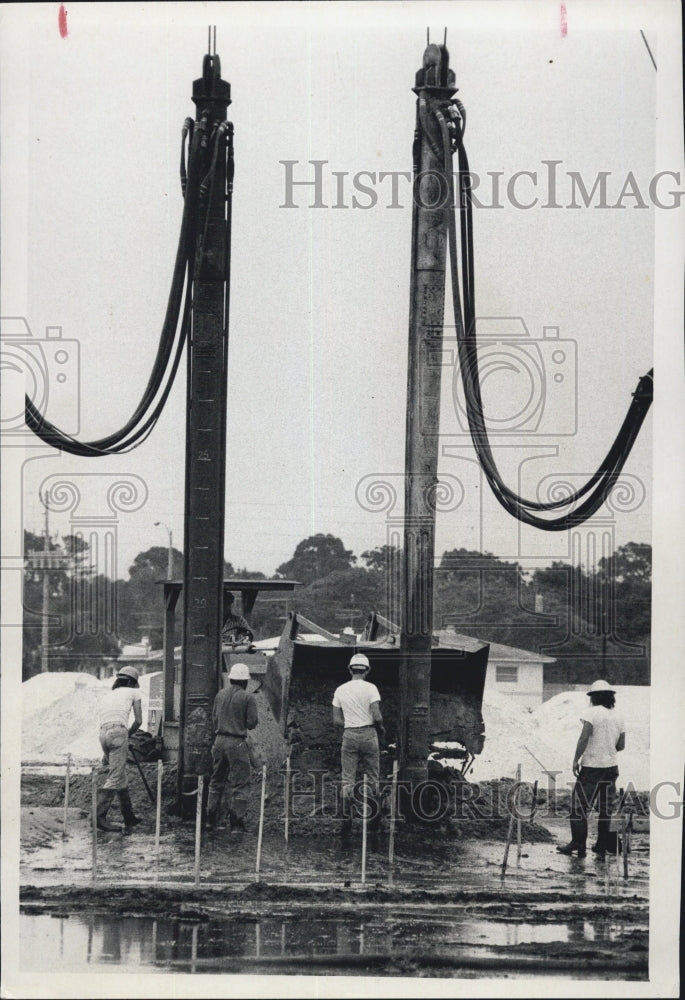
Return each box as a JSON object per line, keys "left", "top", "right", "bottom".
{"left": 117, "top": 665, "right": 140, "bottom": 682}
{"left": 349, "top": 653, "right": 370, "bottom": 671}
{"left": 228, "top": 662, "right": 251, "bottom": 681}
{"left": 586, "top": 679, "right": 616, "bottom": 695}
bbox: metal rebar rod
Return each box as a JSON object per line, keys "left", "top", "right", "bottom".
{"left": 194, "top": 775, "right": 203, "bottom": 885}
{"left": 256, "top": 765, "right": 267, "bottom": 882}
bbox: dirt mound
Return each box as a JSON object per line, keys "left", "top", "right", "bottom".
{"left": 22, "top": 673, "right": 154, "bottom": 764}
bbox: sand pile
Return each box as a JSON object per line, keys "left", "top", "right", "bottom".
{"left": 469, "top": 686, "right": 650, "bottom": 791}
{"left": 22, "top": 672, "right": 154, "bottom": 764}
{"left": 528, "top": 687, "right": 650, "bottom": 791}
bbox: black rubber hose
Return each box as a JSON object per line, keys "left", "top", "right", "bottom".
{"left": 435, "top": 110, "right": 653, "bottom": 530}
{"left": 25, "top": 119, "right": 208, "bottom": 455}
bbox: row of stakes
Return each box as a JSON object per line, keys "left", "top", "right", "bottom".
{"left": 77, "top": 754, "right": 401, "bottom": 886}
{"left": 62, "top": 756, "right": 632, "bottom": 885}
{"left": 500, "top": 762, "right": 633, "bottom": 881}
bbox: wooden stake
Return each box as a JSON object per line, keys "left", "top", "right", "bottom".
{"left": 91, "top": 768, "right": 97, "bottom": 882}
{"left": 622, "top": 814, "right": 629, "bottom": 879}
{"left": 255, "top": 764, "right": 267, "bottom": 882}
{"left": 194, "top": 775, "right": 203, "bottom": 886}
{"left": 500, "top": 769, "right": 518, "bottom": 878}
{"left": 388, "top": 759, "right": 399, "bottom": 865}
{"left": 361, "top": 773, "right": 368, "bottom": 885}
{"left": 515, "top": 764, "right": 522, "bottom": 867}
{"left": 62, "top": 753, "right": 71, "bottom": 838}
{"left": 154, "top": 759, "right": 163, "bottom": 882}
{"left": 284, "top": 753, "right": 291, "bottom": 846}
{"left": 529, "top": 779, "right": 539, "bottom": 823}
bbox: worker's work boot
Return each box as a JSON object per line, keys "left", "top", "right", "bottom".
{"left": 556, "top": 841, "right": 586, "bottom": 858}
{"left": 229, "top": 812, "right": 246, "bottom": 833}
{"left": 96, "top": 788, "right": 122, "bottom": 832}
{"left": 118, "top": 789, "right": 142, "bottom": 830}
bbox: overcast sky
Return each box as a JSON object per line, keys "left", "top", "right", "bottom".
{"left": 2, "top": 1, "right": 674, "bottom": 580}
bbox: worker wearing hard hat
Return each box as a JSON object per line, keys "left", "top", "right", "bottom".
{"left": 557, "top": 680, "right": 626, "bottom": 859}
{"left": 206, "top": 662, "right": 258, "bottom": 832}
{"left": 97, "top": 665, "right": 143, "bottom": 832}
{"left": 332, "top": 653, "right": 386, "bottom": 835}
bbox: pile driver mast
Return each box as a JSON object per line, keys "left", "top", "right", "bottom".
{"left": 399, "top": 42, "right": 456, "bottom": 784}
{"left": 178, "top": 37, "right": 233, "bottom": 799}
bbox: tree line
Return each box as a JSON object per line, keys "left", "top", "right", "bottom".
{"left": 22, "top": 530, "right": 651, "bottom": 686}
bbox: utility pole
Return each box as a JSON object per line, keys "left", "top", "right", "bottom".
{"left": 155, "top": 521, "right": 174, "bottom": 580}
{"left": 178, "top": 32, "right": 233, "bottom": 802}
{"left": 399, "top": 42, "right": 456, "bottom": 785}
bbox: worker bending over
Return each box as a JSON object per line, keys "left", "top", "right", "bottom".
{"left": 332, "top": 653, "right": 385, "bottom": 835}
{"left": 206, "top": 662, "right": 258, "bottom": 832}
{"left": 97, "top": 665, "right": 143, "bottom": 832}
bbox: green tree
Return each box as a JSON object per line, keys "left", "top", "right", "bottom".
{"left": 276, "top": 534, "right": 356, "bottom": 587}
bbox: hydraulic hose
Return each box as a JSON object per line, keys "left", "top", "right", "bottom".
{"left": 432, "top": 105, "right": 653, "bottom": 531}
{"left": 24, "top": 117, "right": 216, "bottom": 456}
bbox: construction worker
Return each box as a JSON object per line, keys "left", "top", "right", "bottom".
{"left": 332, "top": 652, "right": 386, "bottom": 835}
{"left": 221, "top": 592, "right": 254, "bottom": 645}
{"left": 206, "top": 662, "right": 258, "bottom": 832}
{"left": 557, "top": 679, "right": 626, "bottom": 858}
{"left": 97, "top": 665, "right": 143, "bottom": 832}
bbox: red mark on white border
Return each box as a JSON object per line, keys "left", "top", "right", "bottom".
{"left": 560, "top": 3, "right": 568, "bottom": 37}
{"left": 58, "top": 4, "right": 68, "bottom": 38}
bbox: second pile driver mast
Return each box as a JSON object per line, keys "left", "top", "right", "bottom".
{"left": 178, "top": 37, "right": 233, "bottom": 800}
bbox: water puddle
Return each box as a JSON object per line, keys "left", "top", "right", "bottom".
{"left": 20, "top": 911, "right": 631, "bottom": 974}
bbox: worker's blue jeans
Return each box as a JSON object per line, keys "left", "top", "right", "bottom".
{"left": 341, "top": 726, "right": 379, "bottom": 812}
{"left": 100, "top": 724, "right": 129, "bottom": 790}
{"left": 570, "top": 765, "right": 619, "bottom": 851}
{"left": 207, "top": 735, "right": 251, "bottom": 821}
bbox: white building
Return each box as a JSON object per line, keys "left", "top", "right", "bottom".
{"left": 439, "top": 631, "right": 555, "bottom": 711}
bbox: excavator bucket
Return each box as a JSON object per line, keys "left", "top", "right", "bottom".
{"left": 264, "top": 612, "right": 488, "bottom": 766}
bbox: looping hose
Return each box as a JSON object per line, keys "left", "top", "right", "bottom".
{"left": 25, "top": 119, "right": 230, "bottom": 456}
{"left": 433, "top": 104, "right": 653, "bottom": 531}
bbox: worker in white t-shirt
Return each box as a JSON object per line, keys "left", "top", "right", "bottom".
{"left": 332, "top": 653, "right": 385, "bottom": 836}
{"left": 97, "top": 665, "right": 143, "bottom": 832}
{"left": 557, "top": 679, "right": 626, "bottom": 858}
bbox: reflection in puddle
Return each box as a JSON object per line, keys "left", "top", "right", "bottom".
{"left": 20, "top": 911, "right": 630, "bottom": 973}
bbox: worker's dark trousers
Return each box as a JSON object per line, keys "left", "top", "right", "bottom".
{"left": 207, "top": 735, "right": 251, "bottom": 821}
{"left": 570, "top": 765, "right": 619, "bottom": 851}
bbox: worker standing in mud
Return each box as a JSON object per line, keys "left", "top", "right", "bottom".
{"left": 332, "top": 653, "right": 385, "bottom": 836}
{"left": 206, "top": 662, "right": 258, "bottom": 832}
{"left": 97, "top": 665, "right": 143, "bottom": 832}
{"left": 557, "top": 679, "right": 625, "bottom": 858}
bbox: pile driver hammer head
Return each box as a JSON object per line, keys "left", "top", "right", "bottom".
{"left": 415, "top": 42, "right": 456, "bottom": 90}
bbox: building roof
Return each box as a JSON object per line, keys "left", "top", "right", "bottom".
{"left": 437, "top": 630, "right": 555, "bottom": 664}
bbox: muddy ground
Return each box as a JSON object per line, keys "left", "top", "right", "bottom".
{"left": 19, "top": 765, "right": 649, "bottom": 979}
